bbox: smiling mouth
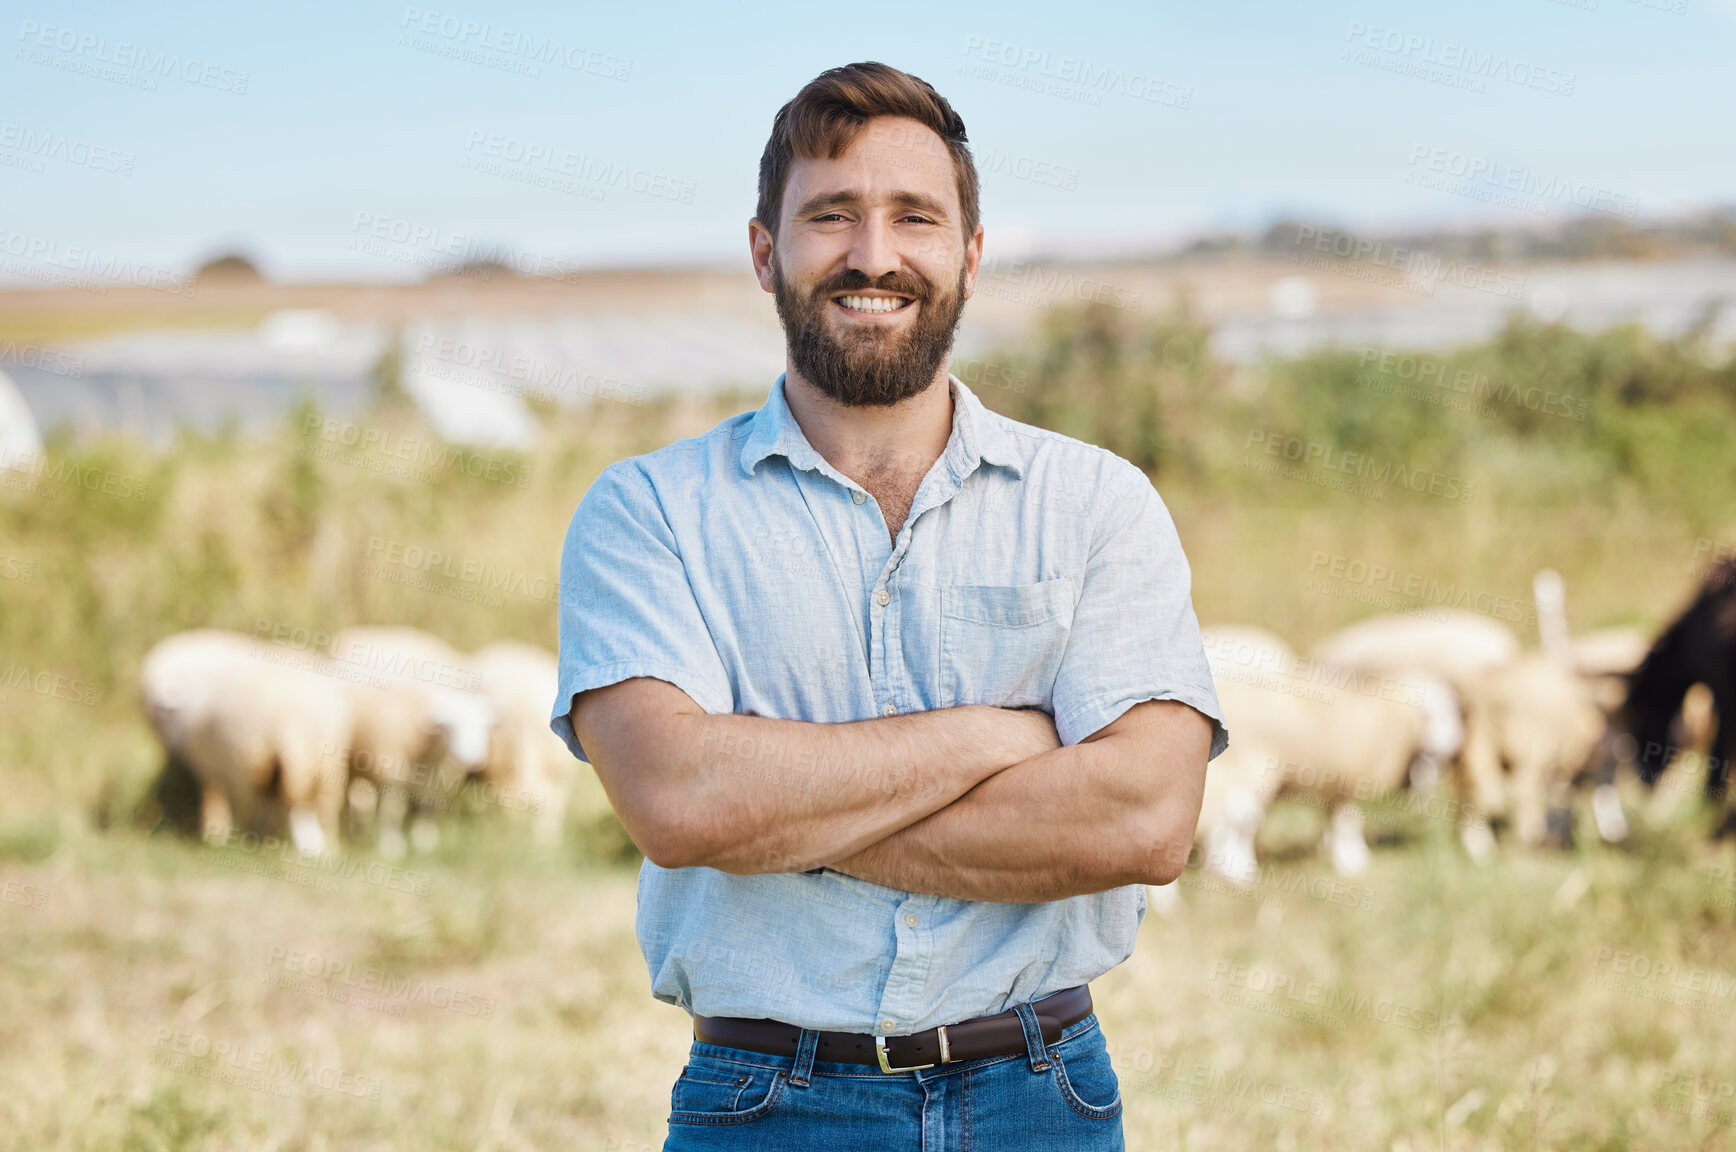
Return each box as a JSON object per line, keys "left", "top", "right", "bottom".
{"left": 834, "top": 294, "right": 915, "bottom": 315}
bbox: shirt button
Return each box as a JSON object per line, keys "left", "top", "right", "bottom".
{"left": 882, "top": 703, "right": 897, "bottom": 717}
{"left": 882, "top": 1018, "right": 897, "bottom": 1031}
{"left": 852, "top": 491, "right": 866, "bottom": 505}
{"left": 874, "top": 588, "right": 890, "bottom": 606}
{"left": 904, "top": 913, "right": 919, "bottom": 928}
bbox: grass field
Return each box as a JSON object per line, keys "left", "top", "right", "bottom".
{"left": 3, "top": 790, "right": 1735, "bottom": 1151}
{"left": 4, "top": 299, "right": 1735, "bottom": 1149}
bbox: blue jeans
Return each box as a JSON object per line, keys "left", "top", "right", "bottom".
{"left": 661, "top": 1003, "right": 1124, "bottom": 1150}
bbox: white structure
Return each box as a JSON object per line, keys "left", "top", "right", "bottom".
{"left": 0, "top": 367, "right": 44, "bottom": 470}
{"left": 5, "top": 312, "right": 387, "bottom": 446}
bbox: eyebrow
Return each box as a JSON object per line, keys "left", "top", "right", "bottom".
{"left": 792, "top": 189, "right": 952, "bottom": 222}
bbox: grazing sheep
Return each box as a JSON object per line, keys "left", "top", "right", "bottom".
{"left": 471, "top": 642, "right": 574, "bottom": 844}
{"left": 194, "top": 657, "right": 353, "bottom": 855}
{"left": 1196, "top": 625, "right": 1460, "bottom": 879}
{"left": 1571, "top": 626, "right": 1652, "bottom": 681}
{"left": 330, "top": 627, "right": 495, "bottom": 858}
{"left": 140, "top": 630, "right": 352, "bottom": 855}
{"left": 1310, "top": 610, "right": 1523, "bottom": 855}
{"left": 1558, "top": 622, "right": 1649, "bottom": 842}
{"left": 1252, "top": 667, "right": 1459, "bottom": 876}
{"left": 140, "top": 630, "right": 257, "bottom": 764}
{"left": 1459, "top": 652, "right": 1606, "bottom": 848}
{"left": 141, "top": 630, "right": 258, "bottom": 838}
{"left": 1310, "top": 611, "right": 1521, "bottom": 698}
{"left": 1194, "top": 626, "right": 1301, "bottom": 882}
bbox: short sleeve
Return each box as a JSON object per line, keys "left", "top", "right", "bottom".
{"left": 1048, "top": 464, "right": 1229, "bottom": 757}
{"left": 548, "top": 461, "right": 734, "bottom": 762}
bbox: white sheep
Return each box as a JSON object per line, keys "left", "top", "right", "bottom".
{"left": 1532, "top": 572, "right": 1641, "bottom": 843}
{"left": 140, "top": 630, "right": 352, "bottom": 855}
{"left": 1458, "top": 652, "right": 1606, "bottom": 848}
{"left": 1194, "top": 625, "right": 1461, "bottom": 880}
{"left": 140, "top": 629, "right": 257, "bottom": 766}
{"left": 1192, "top": 626, "right": 1301, "bottom": 883}
{"left": 471, "top": 641, "right": 577, "bottom": 845}
{"left": 1310, "top": 610, "right": 1521, "bottom": 698}
{"left": 329, "top": 627, "right": 495, "bottom": 858}
{"left": 1310, "top": 610, "right": 1525, "bottom": 856}
{"left": 1570, "top": 626, "right": 1652, "bottom": 680}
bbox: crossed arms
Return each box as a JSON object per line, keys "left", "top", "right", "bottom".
{"left": 569, "top": 678, "right": 1211, "bottom": 903}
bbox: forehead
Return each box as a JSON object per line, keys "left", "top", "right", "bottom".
{"left": 781, "top": 115, "right": 959, "bottom": 217}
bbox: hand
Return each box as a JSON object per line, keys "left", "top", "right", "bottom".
{"left": 997, "top": 706, "right": 1062, "bottom": 763}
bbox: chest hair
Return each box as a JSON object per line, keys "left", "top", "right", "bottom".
{"left": 861, "top": 468, "right": 926, "bottom": 542}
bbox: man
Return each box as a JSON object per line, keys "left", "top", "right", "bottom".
{"left": 551, "top": 61, "right": 1227, "bottom": 1150}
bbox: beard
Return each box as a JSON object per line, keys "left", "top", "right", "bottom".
{"left": 772, "top": 257, "right": 968, "bottom": 408}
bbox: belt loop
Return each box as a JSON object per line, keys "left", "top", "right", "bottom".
{"left": 1013, "top": 1002, "right": 1050, "bottom": 1072}
{"left": 790, "top": 1027, "right": 819, "bottom": 1087}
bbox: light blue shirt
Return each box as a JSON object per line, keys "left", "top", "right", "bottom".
{"left": 550, "top": 373, "right": 1226, "bottom": 1034}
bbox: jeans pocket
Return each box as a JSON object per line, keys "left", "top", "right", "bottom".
{"left": 1050, "top": 1028, "right": 1123, "bottom": 1120}
{"left": 667, "top": 1057, "right": 786, "bottom": 1126}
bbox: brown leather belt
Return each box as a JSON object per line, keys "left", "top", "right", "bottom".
{"left": 693, "top": 985, "right": 1092, "bottom": 1073}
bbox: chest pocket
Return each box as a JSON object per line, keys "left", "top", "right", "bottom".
{"left": 938, "top": 576, "right": 1078, "bottom": 710}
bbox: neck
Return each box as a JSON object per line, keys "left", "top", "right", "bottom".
{"left": 782, "top": 365, "right": 954, "bottom": 485}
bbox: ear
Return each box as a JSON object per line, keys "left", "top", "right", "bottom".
{"left": 749, "top": 218, "right": 777, "bottom": 294}
{"left": 962, "top": 222, "right": 984, "bottom": 301}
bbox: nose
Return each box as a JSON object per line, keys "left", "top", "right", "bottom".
{"left": 845, "top": 214, "right": 901, "bottom": 284}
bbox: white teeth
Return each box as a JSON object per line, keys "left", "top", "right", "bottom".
{"left": 838, "top": 295, "right": 910, "bottom": 314}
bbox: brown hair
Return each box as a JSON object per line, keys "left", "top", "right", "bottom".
{"left": 756, "top": 61, "right": 978, "bottom": 242}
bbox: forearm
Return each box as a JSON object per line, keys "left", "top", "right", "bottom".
{"left": 678, "top": 709, "right": 1010, "bottom": 871}
{"left": 827, "top": 702, "right": 1208, "bottom": 902}
{"left": 576, "top": 681, "right": 1054, "bottom": 874}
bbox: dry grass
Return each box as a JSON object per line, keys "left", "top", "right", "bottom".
{"left": 3, "top": 794, "right": 1735, "bottom": 1151}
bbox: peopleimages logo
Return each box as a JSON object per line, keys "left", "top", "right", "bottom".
{"left": 150, "top": 1028, "right": 383, "bottom": 1099}
{"left": 15, "top": 20, "right": 250, "bottom": 94}
{"left": 0, "top": 229, "right": 196, "bottom": 296}
{"left": 0, "top": 123, "right": 136, "bottom": 175}
{"left": 363, "top": 536, "right": 557, "bottom": 605}
{"left": 1306, "top": 551, "right": 1538, "bottom": 625}
{"left": 1291, "top": 226, "right": 1526, "bottom": 299}
{"left": 302, "top": 414, "right": 532, "bottom": 488}
{"left": 960, "top": 36, "right": 1192, "bottom": 108}
{"left": 1244, "top": 428, "right": 1476, "bottom": 504}
{"left": 398, "top": 7, "right": 630, "bottom": 80}
{"left": 1209, "top": 960, "right": 1441, "bottom": 1034}
{"left": 1356, "top": 348, "right": 1588, "bottom": 423}
{"left": 976, "top": 255, "right": 1143, "bottom": 311}
{"left": 0, "top": 339, "right": 84, "bottom": 377}
{"left": 1341, "top": 21, "right": 1576, "bottom": 96}
{"left": 264, "top": 947, "right": 497, "bottom": 1019}
{"left": 462, "top": 130, "right": 694, "bottom": 203}
{"left": 1405, "top": 145, "right": 1638, "bottom": 219}
{"left": 346, "top": 211, "right": 582, "bottom": 283}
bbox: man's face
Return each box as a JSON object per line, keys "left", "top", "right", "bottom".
{"left": 753, "top": 116, "right": 982, "bottom": 407}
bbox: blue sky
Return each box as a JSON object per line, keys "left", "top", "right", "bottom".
{"left": 3, "top": 0, "right": 1733, "bottom": 281}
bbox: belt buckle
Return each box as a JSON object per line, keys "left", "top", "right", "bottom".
{"left": 874, "top": 1025, "right": 946, "bottom": 1074}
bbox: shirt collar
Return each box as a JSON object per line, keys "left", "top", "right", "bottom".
{"left": 739, "top": 372, "right": 1026, "bottom": 481}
